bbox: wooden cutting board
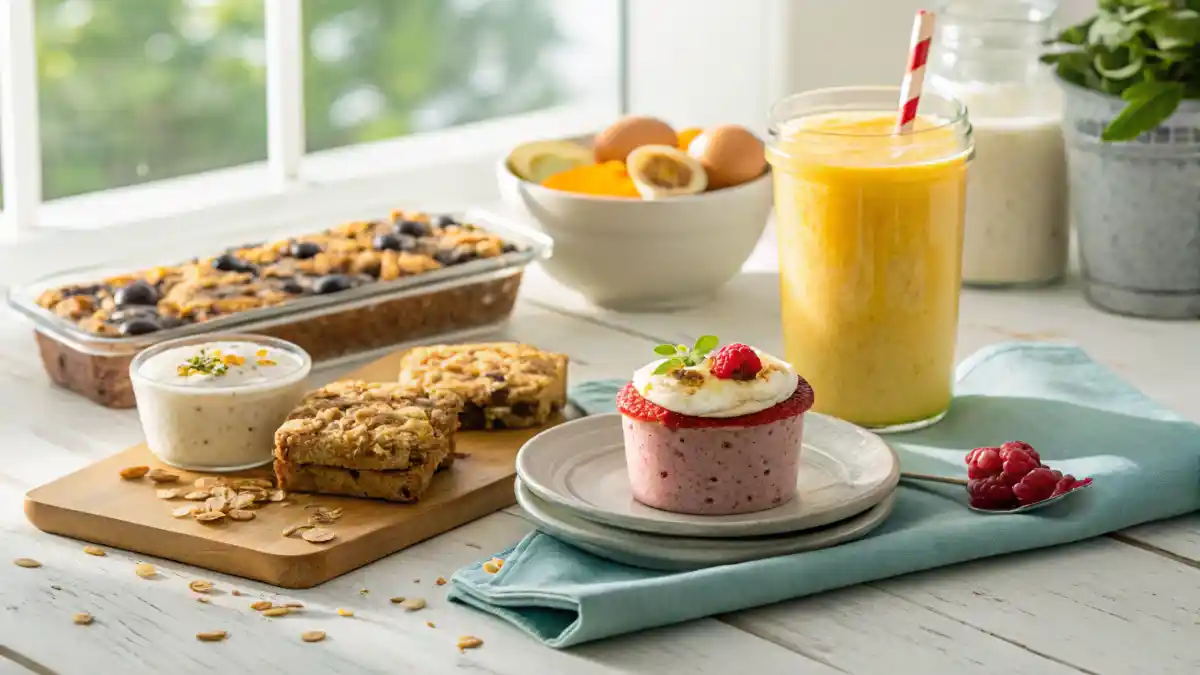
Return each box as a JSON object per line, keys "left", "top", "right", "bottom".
{"left": 24, "top": 349, "right": 564, "bottom": 589}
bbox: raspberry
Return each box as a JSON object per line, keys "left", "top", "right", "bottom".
{"left": 968, "top": 475, "right": 1016, "bottom": 510}
{"left": 1053, "top": 475, "right": 1093, "bottom": 497}
{"left": 999, "top": 441, "right": 1041, "bottom": 465}
{"left": 1000, "top": 449, "right": 1040, "bottom": 485}
{"left": 966, "top": 447, "right": 1003, "bottom": 479}
{"left": 1012, "top": 467, "right": 1059, "bottom": 505}
{"left": 709, "top": 343, "right": 763, "bottom": 381}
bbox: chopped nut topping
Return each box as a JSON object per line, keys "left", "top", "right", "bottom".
{"left": 73, "top": 612, "right": 93, "bottom": 625}
{"left": 301, "top": 630, "right": 326, "bottom": 643}
{"left": 457, "top": 636, "right": 483, "bottom": 651}
{"left": 400, "top": 598, "right": 426, "bottom": 612}
{"left": 147, "top": 468, "right": 179, "bottom": 483}
{"left": 156, "top": 488, "right": 180, "bottom": 500}
{"left": 189, "top": 580, "right": 214, "bottom": 594}
{"left": 83, "top": 546, "right": 106, "bottom": 557}
{"left": 119, "top": 466, "right": 150, "bottom": 480}
{"left": 250, "top": 601, "right": 273, "bottom": 611}
{"left": 135, "top": 563, "right": 157, "bottom": 578}
{"left": 196, "top": 630, "right": 228, "bottom": 642}
{"left": 336, "top": 608, "right": 354, "bottom": 617}
{"left": 262, "top": 607, "right": 290, "bottom": 617}
{"left": 301, "top": 528, "right": 335, "bottom": 544}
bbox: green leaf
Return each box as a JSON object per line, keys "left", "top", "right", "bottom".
{"left": 1122, "top": 5, "right": 1164, "bottom": 22}
{"left": 1094, "top": 46, "right": 1145, "bottom": 80}
{"left": 1102, "top": 81, "right": 1184, "bottom": 140}
{"left": 1088, "top": 11, "right": 1141, "bottom": 50}
{"left": 1146, "top": 9, "right": 1200, "bottom": 50}
{"left": 653, "top": 344, "right": 678, "bottom": 356}
{"left": 1048, "top": 18, "right": 1095, "bottom": 46}
{"left": 653, "top": 358, "right": 683, "bottom": 375}
{"left": 692, "top": 335, "right": 719, "bottom": 355}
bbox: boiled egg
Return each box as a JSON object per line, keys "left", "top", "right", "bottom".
{"left": 687, "top": 125, "right": 766, "bottom": 190}
{"left": 593, "top": 116, "right": 677, "bottom": 163}
{"left": 626, "top": 145, "right": 707, "bottom": 199}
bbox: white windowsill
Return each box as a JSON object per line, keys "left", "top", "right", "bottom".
{"left": 0, "top": 104, "right": 611, "bottom": 285}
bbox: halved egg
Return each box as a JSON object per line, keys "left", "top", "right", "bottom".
{"left": 507, "top": 140, "right": 594, "bottom": 183}
{"left": 626, "top": 145, "right": 708, "bottom": 199}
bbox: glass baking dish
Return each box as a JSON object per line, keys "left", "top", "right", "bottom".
{"left": 7, "top": 208, "right": 552, "bottom": 409}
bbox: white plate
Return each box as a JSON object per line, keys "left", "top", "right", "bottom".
{"left": 516, "top": 412, "right": 899, "bottom": 538}
{"left": 514, "top": 478, "right": 896, "bottom": 571}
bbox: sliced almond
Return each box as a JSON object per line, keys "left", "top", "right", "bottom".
{"left": 204, "top": 496, "right": 228, "bottom": 513}
{"left": 228, "top": 510, "right": 256, "bottom": 522}
{"left": 389, "top": 597, "right": 406, "bottom": 604}
{"left": 231, "top": 493, "right": 257, "bottom": 510}
{"left": 262, "top": 607, "right": 290, "bottom": 617}
{"left": 196, "top": 630, "right": 227, "bottom": 642}
{"left": 188, "top": 580, "right": 214, "bottom": 594}
{"left": 194, "top": 477, "right": 222, "bottom": 489}
{"left": 336, "top": 608, "right": 353, "bottom": 617}
{"left": 14, "top": 558, "right": 42, "bottom": 569}
{"left": 184, "top": 490, "right": 211, "bottom": 501}
{"left": 73, "top": 612, "right": 93, "bottom": 625}
{"left": 119, "top": 465, "right": 149, "bottom": 480}
{"left": 251, "top": 601, "right": 273, "bottom": 611}
{"left": 240, "top": 478, "right": 275, "bottom": 489}
{"left": 457, "top": 636, "right": 483, "bottom": 651}
{"left": 156, "top": 488, "right": 180, "bottom": 500}
{"left": 135, "top": 562, "right": 156, "bottom": 578}
{"left": 282, "top": 523, "right": 313, "bottom": 537}
{"left": 400, "top": 597, "right": 426, "bottom": 612}
{"left": 83, "top": 546, "right": 106, "bottom": 557}
{"left": 269, "top": 490, "right": 287, "bottom": 502}
{"left": 195, "top": 511, "right": 226, "bottom": 523}
{"left": 301, "top": 528, "right": 335, "bottom": 544}
{"left": 301, "top": 630, "right": 325, "bottom": 643}
{"left": 172, "top": 505, "right": 200, "bottom": 518}
{"left": 147, "top": 468, "right": 179, "bottom": 483}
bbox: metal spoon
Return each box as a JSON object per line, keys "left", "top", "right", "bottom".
{"left": 900, "top": 472, "right": 1092, "bottom": 514}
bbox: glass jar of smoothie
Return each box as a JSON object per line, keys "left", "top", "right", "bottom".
{"left": 927, "top": 0, "right": 1068, "bottom": 287}
{"left": 767, "top": 86, "right": 973, "bottom": 432}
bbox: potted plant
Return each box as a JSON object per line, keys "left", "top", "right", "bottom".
{"left": 1042, "top": 0, "right": 1200, "bottom": 319}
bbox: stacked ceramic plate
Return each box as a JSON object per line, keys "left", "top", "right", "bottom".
{"left": 514, "top": 412, "right": 901, "bottom": 571}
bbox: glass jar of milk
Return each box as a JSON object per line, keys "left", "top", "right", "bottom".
{"left": 928, "top": 0, "right": 1068, "bottom": 288}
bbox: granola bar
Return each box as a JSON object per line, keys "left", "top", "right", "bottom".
{"left": 398, "top": 342, "right": 568, "bottom": 430}
{"left": 273, "top": 380, "right": 462, "bottom": 502}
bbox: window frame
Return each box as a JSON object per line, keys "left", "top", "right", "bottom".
{"left": 0, "top": 0, "right": 784, "bottom": 284}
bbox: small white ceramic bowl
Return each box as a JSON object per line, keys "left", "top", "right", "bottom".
{"left": 497, "top": 137, "right": 773, "bottom": 311}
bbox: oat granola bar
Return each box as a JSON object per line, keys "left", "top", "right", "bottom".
{"left": 274, "top": 380, "right": 462, "bottom": 502}
{"left": 398, "top": 342, "right": 568, "bottom": 430}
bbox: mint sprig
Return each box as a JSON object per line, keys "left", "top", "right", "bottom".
{"left": 652, "top": 335, "right": 719, "bottom": 375}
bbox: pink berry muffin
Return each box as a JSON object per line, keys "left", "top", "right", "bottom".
{"left": 616, "top": 336, "right": 815, "bottom": 516}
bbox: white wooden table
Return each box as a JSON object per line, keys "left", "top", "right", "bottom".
{"left": 2, "top": 231, "right": 1199, "bottom": 675}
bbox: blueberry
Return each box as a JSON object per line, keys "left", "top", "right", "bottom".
{"left": 114, "top": 281, "right": 158, "bottom": 307}
{"left": 373, "top": 232, "right": 417, "bottom": 252}
{"left": 119, "top": 318, "right": 161, "bottom": 336}
{"left": 313, "top": 274, "right": 353, "bottom": 294}
{"left": 213, "top": 253, "right": 255, "bottom": 274}
{"left": 395, "top": 219, "right": 431, "bottom": 238}
{"left": 434, "top": 247, "right": 475, "bottom": 266}
{"left": 279, "top": 279, "right": 305, "bottom": 294}
{"left": 431, "top": 214, "right": 457, "bottom": 228}
{"left": 289, "top": 241, "right": 322, "bottom": 259}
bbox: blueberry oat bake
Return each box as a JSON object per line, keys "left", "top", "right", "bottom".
{"left": 398, "top": 342, "right": 568, "bottom": 430}
{"left": 35, "top": 210, "right": 519, "bottom": 338}
{"left": 274, "top": 380, "right": 463, "bottom": 503}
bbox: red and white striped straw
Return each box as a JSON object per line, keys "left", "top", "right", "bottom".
{"left": 896, "top": 9, "right": 936, "bottom": 134}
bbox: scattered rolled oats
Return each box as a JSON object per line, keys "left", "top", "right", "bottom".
{"left": 196, "top": 596, "right": 211, "bottom": 604}
{"left": 134, "top": 562, "right": 157, "bottom": 578}
{"left": 301, "top": 528, "right": 335, "bottom": 544}
{"left": 282, "top": 523, "right": 313, "bottom": 537}
{"left": 301, "top": 630, "right": 325, "bottom": 643}
{"left": 188, "top": 580, "right": 214, "bottom": 594}
{"left": 147, "top": 468, "right": 179, "bottom": 483}
{"left": 73, "top": 612, "right": 93, "bottom": 625}
{"left": 400, "top": 598, "right": 426, "bottom": 612}
{"left": 457, "top": 636, "right": 483, "bottom": 651}
{"left": 250, "top": 601, "right": 273, "bottom": 611}
{"left": 119, "top": 465, "right": 150, "bottom": 480}
{"left": 435, "top": 577, "right": 447, "bottom": 586}
{"left": 196, "top": 631, "right": 227, "bottom": 642}
{"left": 184, "top": 491, "right": 211, "bottom": 501}
{"left": 195, "top": 511, "right": 226, "bottom": 523}
{"left": 336, "top": 608, "right": 353, "bottom": 617}
{"left": 83, "top": 546, "right": 106, "bottom": 557}
{"left": 262, "top": 607, "right": 290, "bottom": 617}
{"left": 228, "top": 510, "right": 256, "bottom": 522}
{"left": 172, "top": 505, "right": 200, "bottom": 518}
{"left": 156, "top": 488, "right": 180, "bottom": 500}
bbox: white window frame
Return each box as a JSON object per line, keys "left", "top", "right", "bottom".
{"left": 0, "top": 0, "right": 786, "bottom": 285}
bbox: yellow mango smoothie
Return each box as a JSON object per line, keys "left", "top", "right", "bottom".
{"left": 766, "top": 88, "right": 973, "bottom": 431}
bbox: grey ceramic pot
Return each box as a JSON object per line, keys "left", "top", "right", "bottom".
{"left": 1059, "top": 79, "right": 1200, "bottom": 319}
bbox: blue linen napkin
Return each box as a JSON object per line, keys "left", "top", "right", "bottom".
{"left": 448, "top": 342, "right": 1200, "bottom": 648}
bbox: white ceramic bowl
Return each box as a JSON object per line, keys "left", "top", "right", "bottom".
{"left": 497, "top": 139, "right": 773, "bottom": 311}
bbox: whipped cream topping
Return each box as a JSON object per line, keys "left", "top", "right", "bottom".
{"left": 632, "top": 348, "right": 798, "bottom": 418}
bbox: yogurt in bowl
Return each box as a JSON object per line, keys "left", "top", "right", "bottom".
{"left": 130, "top": 334, "right": 312, "bottom": 471}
